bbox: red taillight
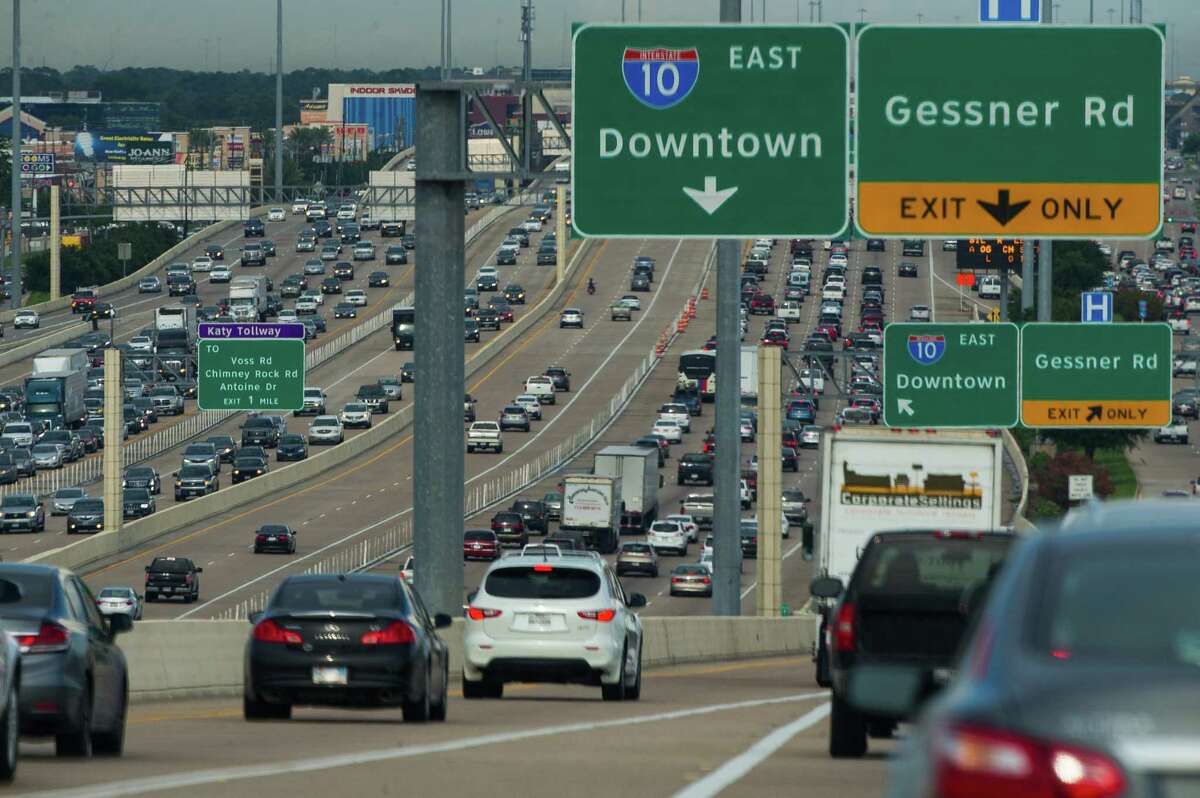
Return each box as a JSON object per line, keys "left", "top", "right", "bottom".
{"left": 256, "top": 534, "right": 268, "bottom": 542}
{"left": 578, "top": 609, "right": 616, "bottom": 622}
{"left": 934, "top": 724, "right": 1125, "bottom": 798}
{"left": 16, "top": 621, "right": 70, "bottom": 654}
{"left": 834, "top": 602, "right": 856, "bottom": 652}
{"left": 184, "top": 574, "right": 194, "bottom": 585}
{"left": 467, "top": 607, "right": 502, "bottom": 621}
{"left": 671, "top": 577, "right": 683, "bottom": 584}
{"left": 252, "top": 619, "right": 302, "bottom": 645}
{"left": 701, "top": 577, "right": 711, "bottom": 584}
{"left": 533, "top": 564, "right": 553, "bottom": 572}
{"left": 361, "top": 620, "right": 415, "bottom": 645}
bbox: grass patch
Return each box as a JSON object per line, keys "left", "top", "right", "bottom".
{"left": 1094, "top": 448, "right": 1138, "bottom": 499}
{"left": 23, "top": 291, "right": 49, "bottom": 307}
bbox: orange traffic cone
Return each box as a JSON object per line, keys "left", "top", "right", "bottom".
{"left": 701, "top": 287, "right": 709, "bottom": 300}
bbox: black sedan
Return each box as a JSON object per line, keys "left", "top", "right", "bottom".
{"left": 503, "top": 284, "right": 526, "bottom": 304}
{"left": 898, "top": 261, "right": 918, "bottom": 277}
{"left": 243, "top": 573, "right": 451, "bottom": 721}
{"left": 254, "top": 524, "right": 297, "bottom": 554}
{"left": 368, "top": 271, "right": 390, "bottom": 287}
{"left": 232, "top": 455, "right": 269, "bottom": 484}
{"left": 205, "top": 243, "right": 225, "bottom": 260}
{"left": 334, "top": 303, "right": 358, "bottom": 319}
{"left": 320, "top": 277, "right": 342, "bottom": 295}
{"left": 206, "top": 435, "right": 239, "bottom": 464}
{"left": 0, "top": 563, "right": 132, "bottom": 755}
{"left": 400, "top": 361, "right": 415, "bottom": 382}
{"left": 879, "top": 501, "right": 1196, "bottom": 793}
{"left": 276, "top": 434, "right": 308, "bottom": 462}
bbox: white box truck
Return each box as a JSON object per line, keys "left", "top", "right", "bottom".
{"left": 593, "top": 445, "right": 661, "bottom": 534}
{"left": 810, "top": 427, "right": 1005, "bottom": 680}
{"left": 740, "top": 344, "right": 759, "bottom": 404}
{"left": 559, "top": 474, "right": 621, "bottom": 554}
{"left": 228, "top": 275, "right": 268, "bottom": 322}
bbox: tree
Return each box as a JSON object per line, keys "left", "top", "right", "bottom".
{"left": 1031, "top": 450, "right": 1114, "bottom": 507}
{"left": 187, "top": 128, "right": 214, "bottom": 169}
{"left": 1114, "top": 289, "right": 1163, "bottom": 322}
{"left": 1038, "top": 428, "right": 1148, "bottom": 462}
{"left": 1184, "top": 133, "right": 1200, "bottom": 158}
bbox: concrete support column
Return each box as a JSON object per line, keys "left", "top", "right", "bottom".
{"left": 756, "top": 345, "right": 782, "bottom": 617}
{"left": 103, "top": 348, "right": 123, "bottom": 537}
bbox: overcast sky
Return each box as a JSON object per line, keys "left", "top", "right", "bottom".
{"left": 2, "top": 0, "right": 1196, "bottom": 79}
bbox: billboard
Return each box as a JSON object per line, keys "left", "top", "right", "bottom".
{"left": 327, "top": 84, "right": 416, "bottom": 150}
{"left": 299, "top": 100, "right": 328, "bottom": 124}
{"left": 74, "top": 130, "right": 174, "bottom": 164}
{"left": 19, "top": 153, "right": 55, "bottom": 177}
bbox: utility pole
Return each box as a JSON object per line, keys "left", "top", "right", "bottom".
{"left": 274, "top": 0, "right": 283, "bottom": 203}
{"left": 521, "top": 0, "right": 533, "bottom": 82}
{"left": 1089, "top": 0, "right": 1094, "bottom": 23}
{"left": 9, "top": 0, "right": 20, "bottom": 309}
{"left": 49, "top": 182, "right": 59, "bottom": 300}
{"left": 713, "top": 0, "right": 742, "bottom": 617}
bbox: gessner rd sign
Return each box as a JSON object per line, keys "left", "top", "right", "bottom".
{"left": 572, "top": 24, "right": 849, "bottom": 238}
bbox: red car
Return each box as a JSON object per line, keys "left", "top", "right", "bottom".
{"left": 702, "top": 335, "right": 718, "bottom": 351}
{"left": 749, "top": 293, "right": 776, "bottom": 315}
{"left": 761, "top": 329, "right": 789, "bottom": 349}
{"left": 1183, "top": 222, "right": 1197, "bottom": 233}
{"left": 814, "top": 324, "right": 839, "bottom": 343}
{"left": 781, "top": 430, "right": 800, "bottom": 450}
{"left": 463, "top": 529, "right": 501, "bottom": 560}
{"left": 703, "top": 431, "right": 716, "bottom": 454}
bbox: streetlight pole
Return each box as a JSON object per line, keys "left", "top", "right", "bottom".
{"left": 9, "top": 0, "right": 21, "bottom": 309}
{"left": 274, "top": 0, "right": 283, "bottom": 203}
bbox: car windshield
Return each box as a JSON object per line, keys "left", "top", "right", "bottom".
{"left": 622, "top": 543, "right": 652, "bottom": 553}
{"left": 98, "top": 588, "right": 132, "bottom": 598}
{"left": 857, "top": 536, "right": 1011, "bottom": 598}
{"left": 151, "top": 559, "right": 192, "bottom": 574}
{"left": 32, "top": 444, "right": 57, "bottom": 454}
{"left": 235, "top": 457, "right": 264, "bottom": 468}
{"left": 74, "top": 500, "right": 103, "bottom": 512}
{"left": 260, "top": 525, "right": 289, "bottom": 535}
{"left": 270, "top": 578, "right": 405, "bottom": 613}
{"left": 179, "top": 465, "right": 211, "bottom": 478}
{"left": 125, "top": 489, "right": 150, "bottom": 501}
{"left": 184, "top": 445, "right": 214, "bottom": 456}
{"left": 54, "top": 488, "right": 85, "bottom": 499}
{"left": 464, "top": 530, "right": 494, "bottom": 541}
{"left": 344, "top": 404, "right": 368, "bottom": 413}
{"left": 484, "top": 566, "right": 601, "bottom": 600}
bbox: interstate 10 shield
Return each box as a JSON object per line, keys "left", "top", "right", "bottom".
{"left": 907, "top": 334, "right": 946, "bottom": 365}
{"left": 621, "top": 47, "right": 699, "bottom": 110}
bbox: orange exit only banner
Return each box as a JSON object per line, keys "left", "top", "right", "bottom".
{"left": 857, "top": 181, "right": 1160, "bottom": 237}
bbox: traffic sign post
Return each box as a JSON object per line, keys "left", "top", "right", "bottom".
{"left": 1020, "top": 323, "right": 1172, "bottom": 427}
{"left": 572, "top": 24, "right": 849, "bottom": 237}
{"left": 980, "top": 0, "right": 1039, "bottom": 22}
{"left": 856, "top": 25, "right": 1164, "bottom": 239}
{"left": 1080, "top": 291, "right": 1113, "bottom": 323}
{"left": 883, "top": 322, "right": 1020, "bottom": 428}
{"left": 197, "top": 323, "right": 305, "bottom": 411}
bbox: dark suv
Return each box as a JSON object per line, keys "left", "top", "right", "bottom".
{"left": 544, "top": 366, "right": 571, "bottom": 392}
{"left": 355, "top": 384, "right": 390, "bottom": 414}
{"left": 144, "top": 556, "right": 202, "bottom": 603}
{"left": 240, "top": 416, "right": 280, "bottom": 448}
{"left": 489, "top": 511, "right": 527, "bottom": 547}
{"left": 810, "top": 529, "right": 1015, "bottom": 757}
{"left": 677, "top": 453, "right": 714, "bottom": 486}
{"left": 509, "top": 500, "right": 548, "bottom": 534}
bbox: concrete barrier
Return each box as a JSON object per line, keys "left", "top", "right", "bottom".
{"left": 122, "top": 615, "right": 815, "bottom": 703}
{"left": 27, "top": 234, "right": 595, "bottom": 573}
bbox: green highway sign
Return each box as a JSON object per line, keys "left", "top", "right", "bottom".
{"left": 197, "top": 338, "right": 305, "bottom": 412}
{"left": 571, "top": 24, "right": 849, "bottom": 237}
{"left": 1020, "top": 323, "right": 1172, "bottom": 428}
{"left": 856, "top": 25, "right": 1164, "bottom": 239}
{"left": 883, "top": 323, "right": 1019, "bottom": 428}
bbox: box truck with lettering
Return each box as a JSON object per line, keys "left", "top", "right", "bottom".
{"left": 593, "top": 445, "right": 661, "bottom": 534}
{"left": 25, "top": 348, "right": 88, "bottom": 428}
{"left": 740, "top": 344, "right": 759, "bottom": 405}
{"left": 810, "top": 427, "right": 1005, "bottom": 681}
{"left": 559, "top": 474, "right": 621, "bottom": 554}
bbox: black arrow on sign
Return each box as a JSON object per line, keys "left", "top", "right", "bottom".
{"left": 1086, "top": 405, "right": 1103, "bottom": 422}
{"left": 977, "top": 189, "right": 1031, "bottom": 227}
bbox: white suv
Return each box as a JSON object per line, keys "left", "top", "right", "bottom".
{"left": 647, "top": 520, "right": 689, "bottom": 556}
{"left": 463, "top": 546, "right": 647, "bottom": 701}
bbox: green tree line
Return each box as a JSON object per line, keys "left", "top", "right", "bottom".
{"left": 22, "top": 222, "right": 180, "bottom": 295}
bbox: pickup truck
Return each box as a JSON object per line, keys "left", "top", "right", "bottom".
{"left": 466, "top": 421, "right": 503, "bottom": 453}
{"left": 782, "top": 489, "right": 810, "bottom": 525}
{"left": 676, "top": 453, "right": 714, "bottom": 486}
{"left": 680, "top": 493, "right": 715, "bottom": 529}
{"left": 610, "top": 303, "right": 632, "bottom": 321}
{"left": 810, "top": 529, "right": 1015, "bottom": 756}
{"left": 524, "top": 376, "right": 556, "bottom": 405}
{"left": 148, "top": 385, "right": 184, "bottom": 416}
{"left": 1155, "top": 418, "right": 1190, "bottom": 444}
{"left": 144, "top": 555, "right": 202, "bottom": 603}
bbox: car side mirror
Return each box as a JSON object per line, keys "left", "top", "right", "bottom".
{"left": 628, "top": 593, "right": 648, "bottom": 608}
{"left": 248, "top": 611, "right": 263, "bottom": 624}
{"left": 195, "top": 567, "right": 203, "bottom": 573}
{"left": 810, "top": 576, "right": 843, "bottom": 599}
{"left": 143, "top": 565, "right": 150, "bottom": 573}
{"left": 434, "top": 613, "right": 453, "bottom": 629}
{"left": 108, "top": 613, "right": 133, "bottom": 635}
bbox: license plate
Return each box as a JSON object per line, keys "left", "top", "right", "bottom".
{"left": 267, "top": 537, "right": 277, "bottom": 542}
{"left": 529, "top": 613, "right": 551, "bottom": 627}
{"left": 312, "top": 666, "right": 348, "bottom": 686}
{"left": 472, "top": 543, "right": 482, "bottom": 549}
{"left": 161, "top": 587, "right": 173, "bottom": 592}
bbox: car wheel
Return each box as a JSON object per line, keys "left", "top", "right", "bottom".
{"left": 462, "top": 674, "right": 503, "bottom": 699}
{"left": 55, "top": 686, "right": 93, "bottom": 757}
{"left": 601, "top": 645, "right": 629, "bottom": 701}
{"left": 625, "top": 645, "right": 643, "bottom": 701}
{"left": 829, "top": 693, "right": 868, "bottom": 758}
{"left": 402, "top": 667, "right": 432, "bottom": 723}
{"left": 0, "top": 676, "right": 18, "bottom": 781}
{"left": 429, "top": 662, "right": 449, "bottom": 722}
{"left": 243, "top": 695, "right": 291, "bottom": 720}
{"left": 91, "top": 680, "right": 127, "bottom": 756}
{"left": 815, "top": 630, "right": 832, "bottom": 687}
